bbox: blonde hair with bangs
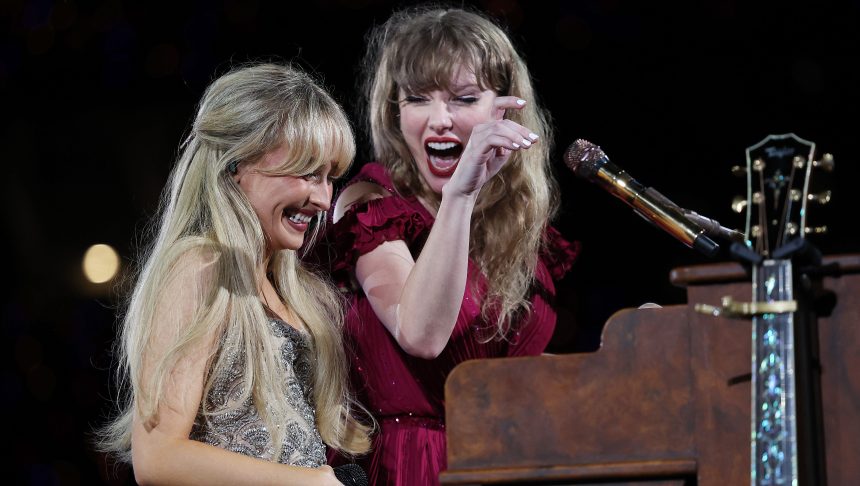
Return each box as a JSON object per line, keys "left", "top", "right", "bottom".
{"left": 363, "top": 7, "right": 559, "bottom": 340}
{"left": 98, "top": 62, "right": 370, "bottom": 462}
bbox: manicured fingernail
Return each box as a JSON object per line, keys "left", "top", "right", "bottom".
{"left": 528, "top": 133, "right": 539, "bottom": 141}
{"left": 512, "top": 142, "right": 520, "bottom": 149}
{"left": 521, "top": 139, "right": 531, "bottom": 147}
{"left": 516, "top": 99, "right": 526, "bottom": 105}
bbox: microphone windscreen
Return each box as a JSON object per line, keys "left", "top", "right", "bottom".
{"left": 333, "top": 463, "right": 368, "bottom": 486}
{"left": 564, "top": 139, "right": 608, "bottom": 179}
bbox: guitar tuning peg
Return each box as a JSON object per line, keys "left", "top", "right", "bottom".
{"left": 793, "top": 155, "right": 807, "bottom": 169}
{"left": 807, "top": 190, "right": 832, "bottom": 205}
{"left": 752, "top": 158, "right": 765, "bottom": 172}
{"left": 805, "top": 226, "right": 828, "bottom": 235}
{"left": 813, "top": 153, "right": 835, "bottom": 172}
{"left": 731, "top": 196, "right": 747, "bottom": 213}
{"left": 731, "top": 165, "right": 747, "bottom": 177}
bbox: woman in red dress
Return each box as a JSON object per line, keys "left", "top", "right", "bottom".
{"left": 319, "top": 7, "right": 579, "bottom": 485}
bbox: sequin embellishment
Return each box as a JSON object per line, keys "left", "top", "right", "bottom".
{"left": 190, "top": 318, "right": 325, "bottom": 467}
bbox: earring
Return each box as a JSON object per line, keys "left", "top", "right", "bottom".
{"left": 227, "top": 160, "right": 239, "bottom": 175}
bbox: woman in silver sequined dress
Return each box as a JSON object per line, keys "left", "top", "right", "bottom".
{"left": 97, "top": 63, "right": 371, "bottom": 485}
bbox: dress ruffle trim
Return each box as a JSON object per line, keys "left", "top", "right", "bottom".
{"left": 542, "top": 226, "right": 581, "bottom": 281}
{"left": 329, "top": 196, "right": 432, "bottom": 275}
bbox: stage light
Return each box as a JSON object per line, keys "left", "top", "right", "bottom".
{"left": 82, "top": 244, "right": 120, "bottom": 284}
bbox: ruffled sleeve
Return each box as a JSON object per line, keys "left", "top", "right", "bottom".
{"left": 541, "top": 226, "right": 581, "bottom": 281}
{"left": 327, "top": 195, "right": 432, "bottom": 277}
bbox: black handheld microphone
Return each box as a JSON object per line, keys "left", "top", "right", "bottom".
{"left": 333, "top": 463, "right": 368, "bottom": 486}
{"left": 564, "top": 139, "right": 720, "bottom": 257}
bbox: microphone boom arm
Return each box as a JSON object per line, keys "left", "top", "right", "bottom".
{"left": 644, "top": 187, "right": 746, "bottom": 244}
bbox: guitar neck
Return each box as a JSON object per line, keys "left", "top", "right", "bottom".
{"left": 751, "top": 259, "right": 798, "bottom": 485}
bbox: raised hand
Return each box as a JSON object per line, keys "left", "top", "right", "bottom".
{"left": 444, "top": 96, "right": 539, "bottom": 198}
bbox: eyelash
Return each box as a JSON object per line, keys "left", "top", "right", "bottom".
{"left": 302, "top": 173, "right": 337, "bottom": 183}
{"left": 455, "top": 96, "right": 479, "bottom": 104}
{"left": 401, "top": 94, "right": 480, "bottom": 104}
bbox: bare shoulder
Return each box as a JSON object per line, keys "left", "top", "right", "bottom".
{"left": 146, "top": 240, "right": 227, "bottom": 346}
{"left": 332, "top": 181, "right": 392, "bottom": 223}
{"left": 153, "top": 239, "right": 225, "bottom": 308}
{"left": 169, "top": 240, "right": 221, "bottom": 282}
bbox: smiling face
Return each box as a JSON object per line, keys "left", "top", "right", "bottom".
{"left": 235, "top": 144, "right": 335, "bottom": 254}
{"left": 397, "top": 67, "right": 498, "bottom": 194}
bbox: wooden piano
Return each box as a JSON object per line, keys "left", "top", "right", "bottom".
{"left": 441, "top": 254, "right": 860, "bottom": 485}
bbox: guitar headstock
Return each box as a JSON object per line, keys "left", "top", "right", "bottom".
{"left": 731, "top": 133, "right": 834, "bottom": 258}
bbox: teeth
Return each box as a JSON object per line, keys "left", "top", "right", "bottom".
{"left": 287, "top": 212, "right": 314, "bottom": 224}
{"left": 429, "top": 154, "right": 456, "bottom": 166}
{"left": 427, "top": 141, "right": 458, "bottom": 150}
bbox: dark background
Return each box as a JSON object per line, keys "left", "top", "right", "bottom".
{"left": 4, "top": 0, "right": 858, "bottom": 484}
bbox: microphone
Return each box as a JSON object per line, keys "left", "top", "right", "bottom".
{"left": 639, "top": 182, "right": 746, "bottom": 244}
{"left": 564, "top": 139, "right": 720, "bottom": 257}
{"left": 333, "top": 463, "right": 368, "bottom": 486}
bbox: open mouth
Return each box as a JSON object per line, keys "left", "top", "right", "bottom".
{"left": 284, "top": 209, "right": 315, "bottom": 230}
{"left": 425, "top": 140, "right": 463, "bottom": 177}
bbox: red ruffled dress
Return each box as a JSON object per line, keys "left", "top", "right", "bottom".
{"left": 320, "top": 163, "right": 579, "bottom": 486}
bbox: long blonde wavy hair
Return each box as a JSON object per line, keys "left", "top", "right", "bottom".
{"left": 98, "top": 62, "right": 370, "bottom": 462}
{"left": 362, "top": 7, "right": 560, "bottom": 340}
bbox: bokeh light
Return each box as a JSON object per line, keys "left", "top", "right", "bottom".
{"left": 82, "top": 244, "right": 120, "bottom": 284}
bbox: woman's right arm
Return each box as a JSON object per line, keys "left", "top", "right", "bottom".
{"left": 353, "top": 192, "right": 474, "bottom": 359}
{"left": 130, "top": 252, "right": 341, "bottom": 486}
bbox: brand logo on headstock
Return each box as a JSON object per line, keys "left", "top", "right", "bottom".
{"left": 764, "top": 146, "right": 796, "bottom": 159}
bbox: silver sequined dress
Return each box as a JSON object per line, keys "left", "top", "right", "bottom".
{"left": 189, "top": 318, "right": 326, "bottom": 467}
